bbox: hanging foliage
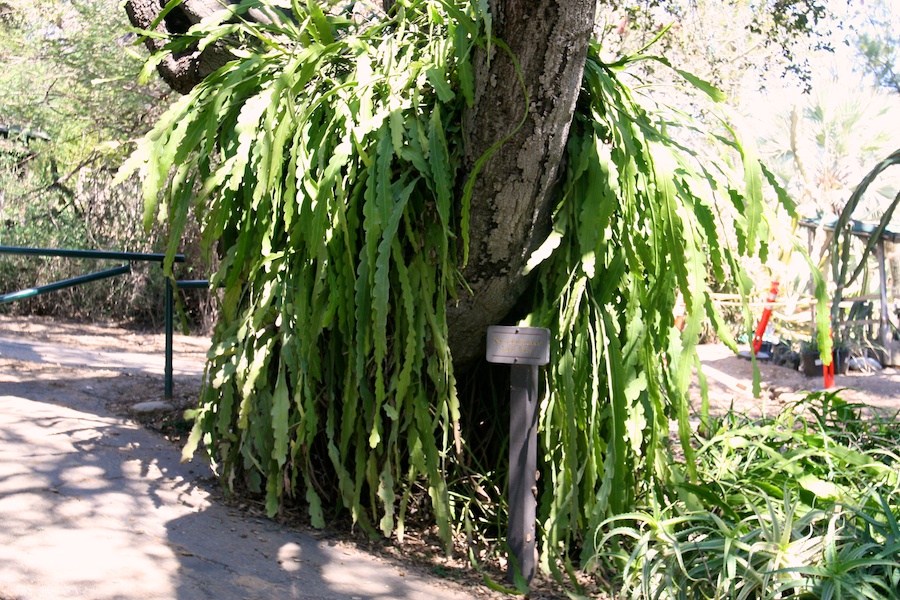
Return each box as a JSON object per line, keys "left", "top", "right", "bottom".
{"left": 121, "top": 0, "right": 803, "bottom": 571}
{"left": 121, "top": 0, "right": 487, "bottom": 542}
{"left": 523, "top": 42, "right": 790, "bottom": 571}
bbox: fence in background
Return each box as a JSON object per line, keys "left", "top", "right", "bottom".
{"left": 0, "top": 246, "right": 204, "bottom": 398}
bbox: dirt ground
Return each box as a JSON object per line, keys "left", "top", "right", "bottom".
{"left": 2, "top": 313, "right": 897, "bottom": 418}
{"left": 694, "top": 343, "right": 900, "bottom": 420}
{"left": 0, "top": 314, "right": 210, "bottom": 363}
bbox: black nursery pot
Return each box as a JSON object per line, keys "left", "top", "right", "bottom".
{"left": 800, "top": 349, "right": 850, "bottom": 376}
{"left": 833, "top": 348, "right": 850, "bottom": 375}
{"left": 800, "top": 351, "right": 821, "bottom": 377}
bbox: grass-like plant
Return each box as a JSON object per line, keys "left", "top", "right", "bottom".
{"left": 592, "top": 391, "right": 900, "bottom": 599}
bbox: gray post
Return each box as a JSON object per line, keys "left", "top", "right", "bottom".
{"left": 485, "top": 325, "right": 549, "bottom": 586}
{"left": 164, "top": 277, "right": 174, "bottom": 400}
{"left": 877, "top": 240, "right": 890, "bottom": 356}
{"left": 508, "top": 363, "right": 539, "bottom": 583}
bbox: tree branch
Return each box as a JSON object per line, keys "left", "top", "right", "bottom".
{"left": 125, "top": 0, "right": 290, "bottom": 94}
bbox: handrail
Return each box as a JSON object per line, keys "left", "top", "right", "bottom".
{"left": 1, "top": 246, "right": 190, "bottom": 398}
{"left": 0, "top": 246, "right": 184, "bottom": 263}
{"left": 175, "top": 279, "right": 211, "bottom": 289}
{"left": 0, "top": 265, "right": 131, "bottom": 304}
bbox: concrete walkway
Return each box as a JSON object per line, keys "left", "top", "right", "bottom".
{"left": 0, "top": 335, "right": 205, "bottom": 378}
{"left": 0, "top": 338, "right": 475, "bottom": 600}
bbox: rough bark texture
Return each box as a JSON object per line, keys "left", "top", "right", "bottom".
{"left": 124, "top": 0, "right": 277, "bottom": 94}
{"left": 448, "top": 0, "right": 597, "bottom": 365}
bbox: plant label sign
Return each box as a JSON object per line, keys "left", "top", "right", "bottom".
{"left": 485, "top": 326, "right": 550, "bottom": 366}
{"left": 486, "top": 325, "right": 550, "bottom": 585}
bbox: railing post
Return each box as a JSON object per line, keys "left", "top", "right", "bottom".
{"left": 165, "top": 277, "right": 174, "bottom": 400}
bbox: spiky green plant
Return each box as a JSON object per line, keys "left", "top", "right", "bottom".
{"left": 594, "top": 393, "right": 900, "bottom": 599}
{"left": 519, "top": 37, "right": 824, "bottom": 574}
{"left": 122, "top": 0, "right": 487, "bottom": 542}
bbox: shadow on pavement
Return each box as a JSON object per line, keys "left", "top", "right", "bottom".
{"left": 0, "top": 364, "right": 472, "bottom": 600}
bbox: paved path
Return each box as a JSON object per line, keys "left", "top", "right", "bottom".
{"left": 0, "top": 335, "right": 205, "bottom": 378}
{"left": 0, "top": 338, "right": 475, "bottom": 600}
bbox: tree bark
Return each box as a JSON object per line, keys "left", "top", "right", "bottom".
{"left": 124, "top": 0, "right": 282, "bottom": 94}
{"left": 448, "top": 0, "right": 597, "bottom": 365}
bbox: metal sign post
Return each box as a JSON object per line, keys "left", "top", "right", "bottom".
{"left": 486, "top": 326, "right": 550, "bottom": 584}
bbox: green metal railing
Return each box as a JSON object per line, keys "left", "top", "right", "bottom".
{"left": 0, "top": 264, "right": 132, "bottom": 304}
{"left": 0, "top": 246, "right": 192, "bottom": 398}
{"left": 163, "top": 279, "right": 216, "bottom": 397}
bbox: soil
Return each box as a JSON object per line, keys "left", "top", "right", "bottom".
{"left": 694, "top": 343, "right": 900, "bottom": 421}
{"left": 0, "top": 314, "right": 210, "bottom": 362}
{"left": 2, "top": 314, "right": 899, "bottom": 599}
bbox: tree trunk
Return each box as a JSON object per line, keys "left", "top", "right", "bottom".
{"left": 125, "top": 0, "right": 285, "bottom": 94}
{"left": 125, "top": 0, "right": 598, "bottom": 365}
{"left": 448, "top": 0, "right": 597, "bottom": 365}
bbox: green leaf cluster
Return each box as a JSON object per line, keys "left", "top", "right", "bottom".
{"left": 596, "top": 392, "right": 900, "bottom": 599}
{"left": 525, "top": 41, "right": 772, "bottom": 573}
{"left": 121, "top": 0, "right": 484, "bottom": 541}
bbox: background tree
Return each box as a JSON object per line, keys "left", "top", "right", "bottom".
{"left": 0, "top": 0, "right": 187, "bottom": 323}
{"left": 849, "top": 0, "right": 899, "bottom": 95}
{"left": 758, "top": 78, "right": 900, "bottom": 221}
{"left": 593, "top": 0, "right": 835, "bottom": 97}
